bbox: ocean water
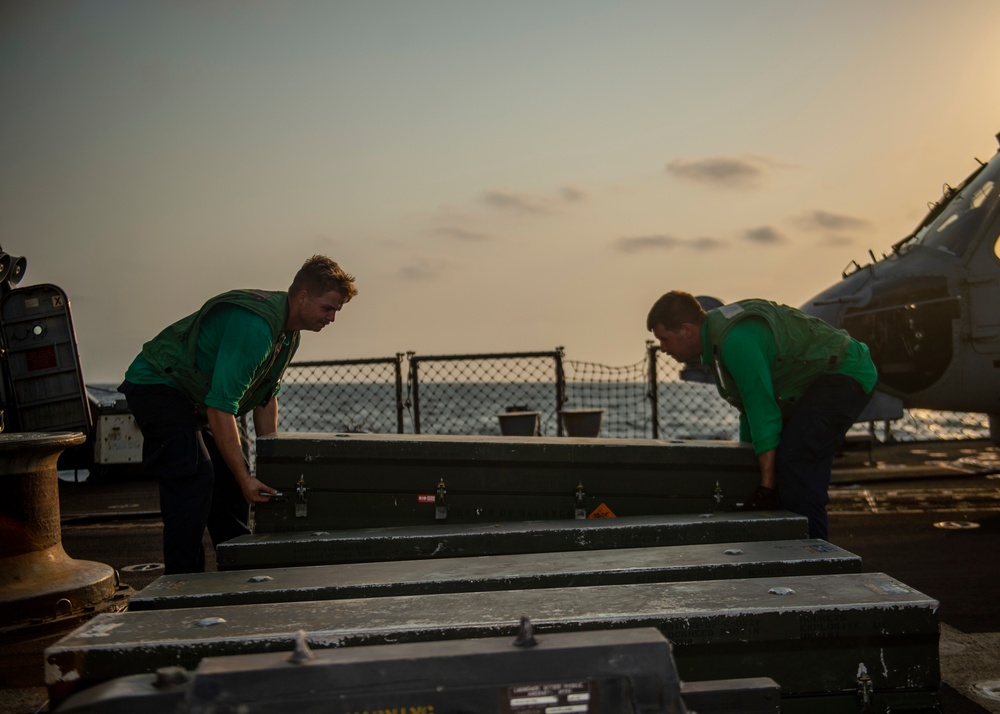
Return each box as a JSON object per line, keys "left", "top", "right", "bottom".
{"left": 273, "top": 380, "right": 990, "bottom": 442}
{"left": 275, "top": 380, "right": 731, "bottom": 439}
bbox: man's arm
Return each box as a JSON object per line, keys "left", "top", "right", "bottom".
{"left": 718, "top": 320, "right": 782, "bottom": 491}
{"left": 206, "top": 407, "right": 277, "bottom": 504}
{"left": 757, "top": 449, "right": 777, "bottom": 490}
{"left": 253, "top": 396, "right": 278, "bottom": 438}
{"left": 720, "top": 323, "right": 782, "bottom": 453}
{"left": 201, "top": 307, "right": 282, "bottom": 504}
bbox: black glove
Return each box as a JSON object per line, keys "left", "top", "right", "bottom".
{"left": 737, "top": 485, "right": 781, "bottom": 511}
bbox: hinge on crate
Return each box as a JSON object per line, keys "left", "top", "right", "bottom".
{"left": 714, "top": 481, "right": 724, "bottom": 510}
{"left": 295, "top": 475, "right": 308, "bottom": 518}
{"left": 435, "top": 479, "right": 448, "bottom": 520}
{"left": 574, "top": 482, "right": 586, "bottom": 519}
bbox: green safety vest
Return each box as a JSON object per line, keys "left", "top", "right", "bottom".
{"left": 702, "top": 299, "right": 851, "bottom": 416}
{"left": 140, "top": 289, "right": 300, "bottom": 415}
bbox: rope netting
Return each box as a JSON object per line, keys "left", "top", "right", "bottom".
{"left": 562, "top": 358, "right": 649, "bottom": 438}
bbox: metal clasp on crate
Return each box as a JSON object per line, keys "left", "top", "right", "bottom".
{"left": 295, "top": 475, "right": 308, "bottom": 518}
{"left": 574, "top": 482, "right": 586, "bottom": 519}
{"left": 856, "top": 664, "right": 874, "bottom": 711}
{"left": 714, "top": 481, "right": 724, "bottom": 511}
{"left": 435, "top": 479, "right": 448, "bottom": 520}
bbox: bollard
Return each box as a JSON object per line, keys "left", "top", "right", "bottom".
{"left": 0, "top": 432, "right": 128, "bottom": 687}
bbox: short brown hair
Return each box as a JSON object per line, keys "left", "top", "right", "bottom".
{"left": 646, "top": 290, "right": 706, "bottom": 332}
{"left": 289, "top": 255, "right": 357, "bottom": 301}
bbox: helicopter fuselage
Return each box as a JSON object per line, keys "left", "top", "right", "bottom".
{"left": 801, "top": 139, "right": 1000, "bottom": 429}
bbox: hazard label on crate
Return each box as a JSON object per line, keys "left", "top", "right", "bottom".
{"left": 588, "top": 503, "right": 616, "bottom": 519}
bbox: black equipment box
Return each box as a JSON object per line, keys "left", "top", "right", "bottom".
{"left": 132, "top": 538, "right": 859, "bottom": 610}
{"left": 217, "top": 511, "right": 808, "bottom": 570}
{"left": 251, "top": 432, "right": 760, "bottom": 531}
{"left": 54, "top": 627, "right": 698, "bottom": 714}
{"left": 0, "top": 284, "right": 91, "bottom": 433}
{"left": 47, "top": 572, "right": 939, "bottom": 712}
{"left": 680, "top": 677, "right": 781, "bottom": 714}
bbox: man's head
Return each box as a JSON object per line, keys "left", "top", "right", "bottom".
{"left": 286, "top": 256, "right": 357, "bottom": 332}
{"left": 646, "top": 290, "right": 706, "bottom": 363}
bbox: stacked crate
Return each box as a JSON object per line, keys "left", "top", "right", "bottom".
{"left": 47, "top": 434, "right": 941, "bottom": 713}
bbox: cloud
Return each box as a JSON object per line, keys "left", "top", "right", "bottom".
{"left": 616, "top": 235, "right": 682, "bottom": 253}
{"left": 308, "top": 233, "right": 340, "bottom": 251}
{"left": 423, "top": 184, "right": 587, "bottom": 245}
{"left": 482, "top": 190, "right": 550, "bottom": 214}
{"left": 481, "top": 185, "right": 588, "bottom": 215}
{"left": 397, "top": 257, "right": 448, "bottom": 281}
{"left": 690, "top": 236, "right": 727, "bottom": 250}
{"left": 743, "top": 226, "right": 787, "bottom": 245}
{"left": 666, "top": 154, "right": 790, "bottom": 189}
{"left": 559, "top": 185, "right": 587, "bottom": 203}
{"left": 793, "top": 209, "right": 872, "bottom": 232}
{"left": 435, "top": 226, "right": 492, "bottom": 242}
{"left": 615, "top": 234, "right": 727, "bottom": 253}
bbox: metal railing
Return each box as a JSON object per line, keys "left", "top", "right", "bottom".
{"left": 279, "top": 355, "right": 405, "bottom": 434}
{"left": 407, "top": 350, "right": 566, "bottom": 435}
{"left": 264, "top": 345, "right": 990, "bottom": 445}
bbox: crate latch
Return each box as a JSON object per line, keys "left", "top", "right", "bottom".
{"left": 574, "top": 482, "right": 586, "bottom": 519}
{"left": 295, "top": 475, "right": 308, "bottom": 518}
{"left": 435, "top": 479, "right": 448, "bottom": 520}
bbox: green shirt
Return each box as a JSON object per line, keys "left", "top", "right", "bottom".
{"left": 706, "top": 316, "right": 877, "bottom": 456}
{"left": 125, "top": 304, "right": 279, "bottom": 415}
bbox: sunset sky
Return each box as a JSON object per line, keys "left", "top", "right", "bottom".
{"left": 3, "top": 0, "right": 1000, "bottom": 383}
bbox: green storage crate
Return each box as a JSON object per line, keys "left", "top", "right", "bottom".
{"left": 218, "top": 512, "right": 809, "bottom": 570}
{"left": 133, "top": 538, "right": 859, "bottom": 610}
{"left": 251, "top": 433, "right": 760, "bottom": 532}
{"left": 47, "top": 572, "right": 939, "bottom": 712}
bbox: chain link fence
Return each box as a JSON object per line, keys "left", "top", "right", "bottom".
{"left": 279, "top": 356, "right": 405, "bottom": 434}
{"left": 246, "top": 345, "right": 991, "bottom": 459}
{"left": 647, "top": 347, "right": 741, "bottom": 440}
{"left": 406, "top": 351, "right": 566, "bottom": 436}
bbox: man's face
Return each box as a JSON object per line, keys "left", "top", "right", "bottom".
{"left": 652, "top": 323, "right": 701, "bottom": 363}
{"left": 295, "top": 289, "right": 346, "bottom": 332}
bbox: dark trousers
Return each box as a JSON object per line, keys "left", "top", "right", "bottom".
{"left": 120, "top": 381, "right": 250, "bottom": 574}
{"left": 775, "top": 374, "right": 873, "bottom": 540}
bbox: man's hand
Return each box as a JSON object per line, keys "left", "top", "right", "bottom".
{"left": 735, "top": 448, "right": 782, "bottom": 511}
{"left": 241, "top": 476, "right": 280, "bottom": 505}
{"left": 206, "top": 407, "right": 278, "bottom": 506}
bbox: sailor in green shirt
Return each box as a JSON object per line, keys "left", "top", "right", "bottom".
{"left": 647, "top": 291, "right": 876, "bottom": 539}
{"left": 120, "top": 256, "right": 357, "bottom": 574}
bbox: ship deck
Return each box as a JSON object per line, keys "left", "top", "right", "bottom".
{"left": 3, "top": 437, "right": 999, "bottom": 713}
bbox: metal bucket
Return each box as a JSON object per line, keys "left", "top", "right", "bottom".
{"left": 497, "top": 411, "right": 540, "bottom": 436}
{"left": 560, "top": 409, "right": 605, "bottom": 437}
